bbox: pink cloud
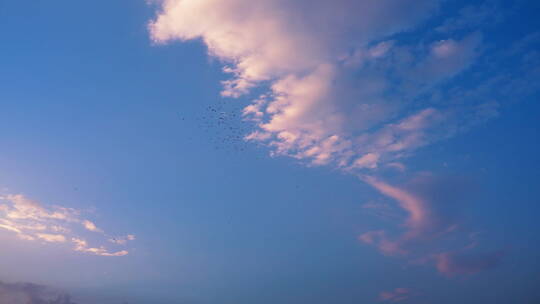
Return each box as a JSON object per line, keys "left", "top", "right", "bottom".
{"left": 358, "top": 174, "right": 502, "bottom": 275}
{"left": 417, "top": 32, "right": 483, "bottom": 81}
{"left": 361, "top": 176, "right": 428, "bottom": 235}
{"left": 435, "top": 250, "right": 504, "bottom": 276}
{"left": 359, "top": 230, "right": 406, "bottom": 256}
{"left": 386, "top": 162, "right": 406, "bottom": 172}
{"left": 150, "top": 0, "right": 484, "bottom": 170}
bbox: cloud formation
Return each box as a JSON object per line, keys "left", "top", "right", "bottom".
{"left": 358, "top": 174, "right": 503, "bottom": 275}
{"left": 434, "top": 250, "right": 504, "bottom": 276}
{"left": 150, "top": 0, "right": 457, "bottom": 167}
{"left": 0, "top": 193, "right": 134, "bottom": 257}
{"left": 149, "top": 0, "right": 538, "bottom": 278}
{"left": 0, "top": 281, "right": 76, "bottom": 304}
{"left": 147, "top": 0, "right": 511, "bottom": 172}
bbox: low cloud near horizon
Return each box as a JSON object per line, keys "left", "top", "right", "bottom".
{"left": 0, "top": 281, "right": 76, "bottom": 304}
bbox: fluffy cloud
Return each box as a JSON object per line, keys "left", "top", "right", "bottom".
{"left": 149, "top": 0, "right": 539, "bottom": 170}
{"left": 150, "top": 0, "right": 492, "bottom": 170}
{"left": 82, "top": 220, "right": 102, "bottom": 233}
{"left": 0, "top": 281, "right": 76, "bottom": 304}
{"left": 0, "top": 193, "right": 134, "bottom": 257}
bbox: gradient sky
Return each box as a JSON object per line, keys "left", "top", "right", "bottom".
{"left": 0, "top": 1, "right": 540, "bottom": 303}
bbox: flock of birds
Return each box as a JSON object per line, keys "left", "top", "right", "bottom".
{"left": 177, "top": 100, "right": 255, "bottom": 154}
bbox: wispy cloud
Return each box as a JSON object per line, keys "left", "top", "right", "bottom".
{"left": 434, "top": 250, "right": 504, "bottom": 276}
{"left": 72, "top": 238, "right": 129, "bottom": 257}
{"left": 379, "top": 288, "right": 412, "bottom": 302}
{"left": 358, "top": 174, "right": 502, "bottom": 275}
{"left": 0, "top": 193, "right": 134, "bottom": 257}
{"left": 36, "top": 233, "right": 67, "bottom": 243}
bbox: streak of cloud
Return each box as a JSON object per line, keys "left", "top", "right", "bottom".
{"left": 358, "top": 174, "right": 503, "bottom": 275}
{"left": 434, "top": 250, "right": 504, "bottom": 276}
{"left": 0, "top": 193, "right": 134, "bottom": 257}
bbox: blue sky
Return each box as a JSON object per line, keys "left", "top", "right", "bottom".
{"left": 0, "top": 1, "right": 539, "bottom": 303}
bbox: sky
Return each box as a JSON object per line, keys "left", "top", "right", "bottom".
{"left": 0, "top": 0, "right": 539, "bottom": 303}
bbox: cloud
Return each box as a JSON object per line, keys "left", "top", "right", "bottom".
{"left": 435, "top": 250, "right": 504, "bottom": 276}
{"left": 72, "top": 238, "right": 129, "bottom": 257}
{"left": 82, "top": 220, "right": 102, "bottom": 233}
{"left": 151, "top": 0, "right": 496, "bottom": 169}
{"left": 353, "top": 153, "right": 380, "bottom": 169}
{"left": 386, "top": 162, "right": 406, "bottom": 172}
{"left": 149, "top": 0, "right": 540, "bottom": 168}
{"left": 149, "top": 0, "right": 536, "bottom": 278}
{"left": 0, "top": 194, "right": 77, "bottom": 222}
{"left": 361, "top": 176, "right": 432, "bottom": 239}
{"left": 147, "top": 0, "right": 540, "bottom": 177}
{"left": 359, "top": 230, "right": 406, "bottom": 256}
{"left": 36, "top": 233, "right": 67, "bottom": 243}
{"left": 0, "top": 281, "right": 76, "bottom": 304}
{"left": 379, "top": 288, "right": 412, "bottom": 302}
{"left": 358, "top": 174, "right": 502, "bottom": 275}
{"left": 0, "top": 193, "right": 133, "bottom": 257}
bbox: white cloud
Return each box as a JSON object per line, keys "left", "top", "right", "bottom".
{"left": 72, "top": 238, "right": 129, "bottom": 257}
{"left": 82, "top": 220, "right": 102, "bottom": 233}
{"left": 36, "top": 233, "right": 66, "bottom": 243}
{"left": 150, "top": 0, "right": 473, "bottom": 170}
{"left": 0, "top": 194, "right": 77, "bottom": 222}
{"left": 0, "top": 193, "right": 133, "bottom": 257}
{"left": 149, "top": 0, "right": 540, "bottom": 172}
